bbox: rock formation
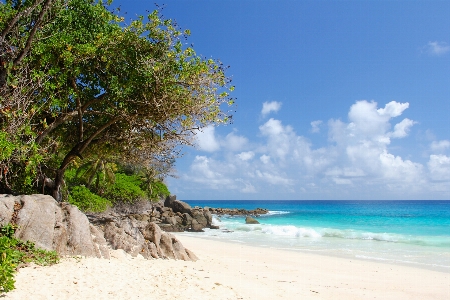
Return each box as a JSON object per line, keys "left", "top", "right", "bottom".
{"left": 0, "top": 193, "right": 270, "bottom": 261}
{"left": 150, "top": 197, "right": 213, "bottom": 232}
{"left": 152, "top": 195, "right": 268, "bottom": 232}
{"left": 208, "top": 207, "right": 269, "bottom": 216}
{"left": 0, "top": 194, "right": 197, "bottom": 261}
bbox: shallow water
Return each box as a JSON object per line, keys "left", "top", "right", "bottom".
{"left": 182, "top": 200, "right": 450, "bottom": 273}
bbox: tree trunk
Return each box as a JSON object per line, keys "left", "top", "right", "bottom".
{"left": 52, "top": 169, "right": 65, "bottom": 202}
{"left": 50, "top": 145, "right": 83, "bottom": 202}
{"left": 49, "top": 118, "right": 119, "bottom": 201}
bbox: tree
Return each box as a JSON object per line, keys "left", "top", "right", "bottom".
{"left": 0, "top": 0, "right": 234, "bottom": 200}
{"left": 0, "top": 0, "right": 67, "bottom": 193}
{"left": 74, "top": 155, "right": 117, "bottom": 191}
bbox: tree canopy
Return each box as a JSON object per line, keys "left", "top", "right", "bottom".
{"left": 0, "top": 0, "right": 234, "bottom": 202}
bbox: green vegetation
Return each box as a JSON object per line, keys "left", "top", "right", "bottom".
{"left": 64, "top": 164, "right": 170, "bottom": 213}
{"left": 103, "top": 173, "right": 146, "bottom": 203}
{"left": 0, "top": 0, "right": 234, "bottom": 208}
{"left": 68, "top": 185, "right": 112, "bottom": 213}
{"left": 0, "top": 224, "right": 59, "bottom": 293}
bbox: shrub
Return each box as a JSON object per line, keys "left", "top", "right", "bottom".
{"left": 0, "top": 224, "right": 59, "bottom": 293}
{"left": 104, "top": 173, "right": 146, "bottom": 203}
{"left": 68, "top": 185, "right": 112, "bottom": 213}
{"left": 0, "top": 235, "right": 21, "bottom": 293}
{"left": 148, "top": 181, "right": 170, "bottom": 201}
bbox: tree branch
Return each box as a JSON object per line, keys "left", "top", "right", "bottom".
{"left": 35, "top": 93, "right": 108, "bottom": 144}
{"left": 35, "top": 110, "right": 77, "bottom": 144}
{"left": 1, "top": 0, "right": 45, "bottom": 40}
{"left": 13, "top": 0, "right": 54, "bottom": 67}
{"left": 71, "top": 77, "right": 83, "bottom": 141}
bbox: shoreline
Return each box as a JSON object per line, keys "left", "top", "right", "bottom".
{"left": 176, "top": 230, "right": 450, "bottom": 274}
{"left": 4, "top": 234, "right": 449, "bottom": 300}
{"left": 174, "top": 234, "right": 449, "bottom": 299}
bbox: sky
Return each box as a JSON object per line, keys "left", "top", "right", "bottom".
{"left": 113, "top": 0, "right": 450, "bottom": 200}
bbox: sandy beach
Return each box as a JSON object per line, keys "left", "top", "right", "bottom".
{"left": 4, "top": 234, "right": 449, "bottom": 300}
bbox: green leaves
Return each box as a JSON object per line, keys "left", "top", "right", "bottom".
{"left": 0, "top": 224, "right": 59, "bottom": 293}
{"left": 68, "top": 186, "right": 112, "bottom": 213}
{"left": 0, "top": 0, "right": 235, "bottom": 199}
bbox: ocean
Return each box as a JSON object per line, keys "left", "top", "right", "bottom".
{"left": 181, "top": 200, "right": 450, "bottom": 273}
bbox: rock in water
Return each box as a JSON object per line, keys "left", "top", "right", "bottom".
{"left": 245, "top": 216, "right": 260, "bottom": 224}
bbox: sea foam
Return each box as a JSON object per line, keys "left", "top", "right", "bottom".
{"left": 214, "top": 217, "right": 450, "bottom": 247}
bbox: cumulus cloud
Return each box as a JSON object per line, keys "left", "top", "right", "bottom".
{"left": 377, "top": 101, "right": 409, "bottom": 118}
{"left": 260, "top": 154, "right": 270, "bottom": 164}
{"left": 379, "top": 151, "right": 423, "bottom": 182}
{"left": 428, "top": 154, "right": 450, "bottom": 181}
{"left": 310, "top": 120, "right": 323, "bottom": 133}
{"left": 430, "top": 140, "right": 450, "bottom": 153}
{"left": 261, "top": 101, "right": 282, "bottom": 117}
{"left": 224, "top": 132, "right": 248, "bottom": 151}
{"left": 259, "top": 118, "right": 312, "bottom": 161}
{"left": 426, "top": 41, "right": 450, "bottom": 56}
{"left": 196, "top": 126, "right": 220, "bottom": 152}
{"left": 390, "top": 118, "right": 416, "bottom": 138}
{"left": 236, "top": 179, "right": 257, "bottom": 193}
{"left": 255, "top": 170, "right": 294, "bottom": 186}
{"left": 237, "top": 151, "right": 254, "bottom": 161}
{"left": 173, "top": 99, "right": 450, "bottom": 199}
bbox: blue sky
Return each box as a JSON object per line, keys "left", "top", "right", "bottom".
{"left": 114, "top": 0, "right": 450, "bottom": 200}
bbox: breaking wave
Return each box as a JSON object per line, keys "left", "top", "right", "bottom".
{"left": 213, "top": 217, "right": 450, "bottom": 247}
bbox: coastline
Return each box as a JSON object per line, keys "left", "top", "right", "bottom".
{"left": 4, "top": 234, "right": 449, "bottom": 300}
{"left": 175, "top": 235, "right": 449, "bottom": 300}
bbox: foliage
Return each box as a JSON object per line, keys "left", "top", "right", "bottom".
{"left": 74, "top": 156, "right": 117, "bottom": 190}
{"left": 147, "top": 181, "right": 170, "bottom": 202}
{"left": 68, "top": 185, "right": 112, "bottom": 213}
{"left": 0, "top": 0, "right": 63, "bottom": 193}
{"left": 103, "top": 173, "right": 146, "bottom": 204}
{"left": 0, "top": 224, "right": 59, "bottom": 293}
{"left": 0, "top": 0, "right": 234, "bottom": 201}
{"left": 0, "top": 235, "right": 18, "bottom": 293}
{"left": 65, "top": 163, "right": 170, "bottom": 212}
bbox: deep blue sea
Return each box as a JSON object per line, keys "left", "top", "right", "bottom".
{"left": 181, "top": 200, "right": 450, "bottom": 273}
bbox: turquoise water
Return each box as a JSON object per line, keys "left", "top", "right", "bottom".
{"left": 182, "top": 200, "right": 450, "bottom": 272}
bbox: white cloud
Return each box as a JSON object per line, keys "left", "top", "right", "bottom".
{"left": 310, "top": 120, "right": 323, "bottom": 133}
{"left": 260, "top": 154, "right": 270, "bottom": 164}
{"left": 333, "top": 178, "right": 353, "bottom": 185}
{"left": 347, "top": 101, "right": 389, "bottom": 137}
{"left": 188, "top": 156, "right": 237, "bottom": 190}
{"left": 325, "top": 167, "right": 365, "bottom": 177}
{"left": 428, "top": 154, "right": 450, "bottom": 181}
{"left": 196, "top": 126, "right": 220, "bottom": 152}
{"left": 379, "top": 151, "right": 423, "bottom": 182}
{"left": 390, "top": 118, "right": 416, "bottom": 138}
{"left": 237, "top": 151, "right": 254, "bottom": 161}
{"left": 426, "top": 41, "right": 450, "bottom": 56}
{"left": 255, "top": 170, "right": 294, "bottom": 186}
{"left": 377, "top": 101, "right": 409, "bottom": 118}
{"left": 224, "top": 132, "right": 248, "bottom": 151}
{"left": 173, "top": 99, "right": 450, "bottom": 199}
{"left": 261, "top": 101, "right": 282, "bottom": 117}
{"left": 260, "top": 118, "right": 310, "bottom": 161}
{"left": 190, "top": 156, "right": 220, "bottom": 180}
{"left": 430, "top": 140, "right": 450, "bottom": 153}
{"left": 236, "top": 179, "right": 257, "bottom": 193}
{"left": 260, "top": 118, "right": 284, "bottom": 135}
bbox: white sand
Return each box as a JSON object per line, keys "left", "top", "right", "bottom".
{"left": 4, "top": 234, "right": 450, "bottom": 299}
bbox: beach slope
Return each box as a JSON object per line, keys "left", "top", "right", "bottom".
{"left": 4, "top": 235, "right": 449, "bottom": 299}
